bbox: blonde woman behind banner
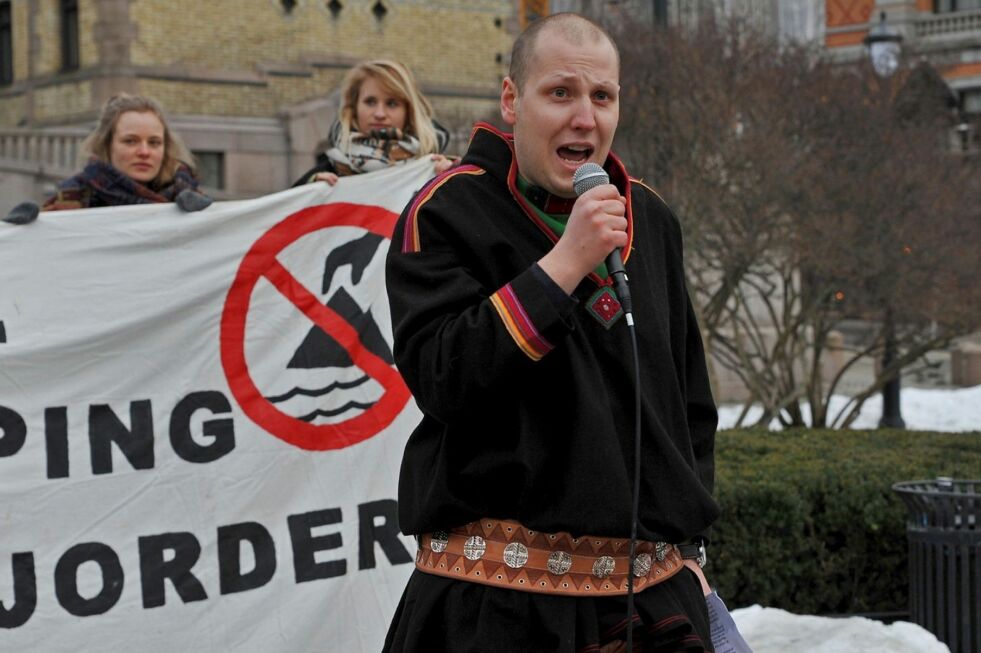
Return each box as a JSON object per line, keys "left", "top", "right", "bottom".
{"left": 292, "top": 59, "right": 455, "bottom": 187}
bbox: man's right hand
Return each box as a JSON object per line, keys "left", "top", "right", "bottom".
{"left": 537, "top": 183, "right": 627, "bottom": 295}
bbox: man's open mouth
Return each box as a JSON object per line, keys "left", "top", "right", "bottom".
{"left": 557, "top": 145, "right": 593, "bottom": 164}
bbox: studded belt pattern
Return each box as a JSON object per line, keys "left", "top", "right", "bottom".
{"left": 414, "top": 518, "right": 685, "bottom": 597}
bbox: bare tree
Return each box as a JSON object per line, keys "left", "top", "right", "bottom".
{"left": 794, "top": 65, "right": 981, "bottom": 427}
{"left": 614, "top": 16, "right": 981, "bottom": 427}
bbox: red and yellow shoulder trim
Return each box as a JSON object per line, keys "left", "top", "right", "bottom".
{"left": 630, "top": 177, "right": 667, "bottom": 205}
{"left": 401, "top": 165, "right": 485, "bottom": 253}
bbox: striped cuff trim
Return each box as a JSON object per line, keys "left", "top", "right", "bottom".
{"left": 489, "top": 283, "right": 553, "bottom": 362}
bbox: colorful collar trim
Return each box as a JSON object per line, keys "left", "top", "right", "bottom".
{"left": 466, "top": 122, "right": 634, "bottom": 287}
{"left": 521, "top": 182, "right": 576, "bottom": 214}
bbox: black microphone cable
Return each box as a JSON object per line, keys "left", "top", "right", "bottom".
{"left": 623, "top": 309, "right": 642, "bottom": 651}
{"left": 572, "top": 164, "right": 643, "bottom": 650}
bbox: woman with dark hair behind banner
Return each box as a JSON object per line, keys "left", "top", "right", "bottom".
{"left": 292, "top": 59, "right": 455, "bottom": 187}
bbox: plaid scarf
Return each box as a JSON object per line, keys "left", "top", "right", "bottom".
{"left": 43, "top": 159, "right": 201, "bottom": 211}
{"left": 324, "top": 122, "right": 424, "bottom": 176}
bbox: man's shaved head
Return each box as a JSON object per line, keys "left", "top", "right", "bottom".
{"left": 508, "top": 13, "right": 620, "bottom": 92}
{"left": 499, "top": 12, "right": 620, "bottom": 197}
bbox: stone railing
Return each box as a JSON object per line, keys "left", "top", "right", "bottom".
{"left": 0, "top": 127, "right": 88, "bottom": 177}
{"left": 915, "top": 9, "right": 981, "bottom": 38}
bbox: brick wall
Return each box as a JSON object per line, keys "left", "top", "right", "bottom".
{"left": 126, "top": 0, "right": 511, "bottom": 119}
{"left": 79, "top": 0, "right": 98, "bottom": 68}
{"left": 11, "top": 0, "right": 30, "bottom": 82}
{"left": 29, "top": 0, "right": 98, "bottom": 74}
{"left": 0, "top": 96, "right": 24, "bottom": 125}
{"left": 1, "top": 0, "right": 517, "bottom": 197}
{"left": 33, "top": 0, "right": 60, "bottom": 76}
{"left": 2, "top": 0, "right": 514, "bottom": 127}
{"left": 34, "top": 80, "right": 93, "bottom": 122}
{"left": 134, "top": 68, "right": 345, "bottom": 119}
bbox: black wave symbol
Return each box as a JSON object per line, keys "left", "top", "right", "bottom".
{"left": 265, "top": 375, "right": 371, "bottom": 404}
{"left": 296, "top": 400, "right": 376, "bottom": 423}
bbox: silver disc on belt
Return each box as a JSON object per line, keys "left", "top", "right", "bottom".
{"left": 463, "top": 535, "right": 486, "bottom": 560}
{"left": 547, "top": 551, "right": 572, "bottom": 575}
{"left": 655, "top": 541, "right": 670, "bottom": 562}
{"left": 503, "top": 542, "right": 529, "bottom": 568}
{"left": 592, "top": 555, "right": 615, "bottom": 579}
{"left": 633, "top": 553, "right": 653, "bottom": 577}
{"left": 430, "top": 531, "right": 449, "bottom": 553}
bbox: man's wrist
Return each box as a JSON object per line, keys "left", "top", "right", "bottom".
{"left": 537, "top": 250, "right": 589, "bottom": 295}
{"left": 530, "top": 263, "right": 577, "bottom": 313}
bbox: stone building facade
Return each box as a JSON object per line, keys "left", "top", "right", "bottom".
{"left": 3, "top": 1, "right": 978, "bottom": 193}
{"left": 824, "top": 0, "right": 981, "bottom": 141}
{"left": 0, "top": 0, "right": 516, "bottom": 199}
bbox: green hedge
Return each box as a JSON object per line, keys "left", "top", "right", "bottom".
{"left": 709, "top": 428, "right": 981, "bottom": 615}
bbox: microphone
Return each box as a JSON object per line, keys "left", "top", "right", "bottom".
{"left": 572, "top": 163, "right": 633, "bottom": 320}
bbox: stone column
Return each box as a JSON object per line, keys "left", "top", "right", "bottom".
{"left": 91, "top": 0, "right": 138, "bottom": 109}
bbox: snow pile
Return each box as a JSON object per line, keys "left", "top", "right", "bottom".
{"left": 731, "top": 605, "right": 950, "bottom": 653}
{"left": 718, "top": 385, "right": 981, "bottom": 432}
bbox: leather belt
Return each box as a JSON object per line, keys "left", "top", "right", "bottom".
{"left": 676, "top": 541, "right": 707, "bottom": 567}
{"left": 414, "top": 518, "right": 688, "bottom": 597}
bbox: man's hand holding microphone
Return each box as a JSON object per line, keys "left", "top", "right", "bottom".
{"left": 537, "top": 163, "right": 633, "bottom": 318}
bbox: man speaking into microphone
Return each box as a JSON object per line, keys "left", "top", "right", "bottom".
{"left": 384, "top": 12, "right": 719, "bottom": 652}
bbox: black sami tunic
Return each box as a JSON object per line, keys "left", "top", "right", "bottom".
{"left": 383, "top": 124, "right": 720, "bottom": 652}
{"left": 386, "top": 123, "right": 719, "bottom": 545}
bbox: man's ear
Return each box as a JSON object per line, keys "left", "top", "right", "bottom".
{"left": 500, "top": 76, "right": 518, "bottom": 126}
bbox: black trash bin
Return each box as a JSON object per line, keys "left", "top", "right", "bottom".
{"left": 893, "top": 478, "right": 980, "bottom": 653}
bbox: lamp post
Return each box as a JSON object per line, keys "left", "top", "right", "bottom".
{"left": 864, "top": 11, "right": 906, "bottom": 429}
{"left": 864, "top": 11, "right": 902, "bottom": 78}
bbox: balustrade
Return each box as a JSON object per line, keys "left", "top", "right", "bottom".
{"left": 0, "top": 128, "right": 87, "bottom": 175}
{"left": 916, "top": 9, "right": 981, "bottom": 37}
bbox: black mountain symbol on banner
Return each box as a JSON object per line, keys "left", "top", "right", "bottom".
{"left": 287, "top": 232, "right": 392, "bottom": 369}
{"left": 288, "top": 287, "right": 392, "bottom": 368}
{"left": 320, "top": 232, "right": 384, "bottom": 289}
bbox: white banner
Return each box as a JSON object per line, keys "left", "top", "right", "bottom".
{"left": 0, "top": 160, "right": 437, "bottom": 652}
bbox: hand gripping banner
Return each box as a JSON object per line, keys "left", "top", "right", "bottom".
{"left": 0, "top": 159, "right": 436, "bottom": 652}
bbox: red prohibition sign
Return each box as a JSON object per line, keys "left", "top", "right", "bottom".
{"left": 220, "top": 202, "right": 410, "bottom": 451}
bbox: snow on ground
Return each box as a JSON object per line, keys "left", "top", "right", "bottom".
{"left": 731, "top": 606, "right": 950, "bottom": 653}
{"left": 715, "top": 386, "right": 979, "bottom": 652}
{"left": 718, "top": 385, "right": 981, "bottom": 432}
